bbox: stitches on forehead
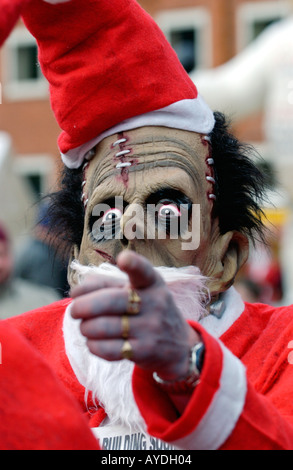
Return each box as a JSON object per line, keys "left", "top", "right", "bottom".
{"left": 94, "top": 131, "right": 206, "bottom": 184}
{"left": 82, "top": 128, "right": 216, "bottom": 208}
{"left": 96, "top": 158, "right": 202, "bottom": 189}
{"left": 118, "top": 132, "right": 204, "bottom": 160}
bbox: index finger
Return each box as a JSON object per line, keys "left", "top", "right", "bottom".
{"left": 117, "top": 251, "right": 164, "bottom": 290}
{"left": 70, "top": 275, "right": 126, "bottom": 299}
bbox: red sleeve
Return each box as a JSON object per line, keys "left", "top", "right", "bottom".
{"left": 2, "top": 300, "right": 107, "bottom": 427}
{"left": 0, "top": 322, "right": 100, "bottom": 450}
{"left": 2, "top": 300, "right": 85, "bottom": 403}
{"left": 132, "top": 320, "right": 293, "bottom": 450}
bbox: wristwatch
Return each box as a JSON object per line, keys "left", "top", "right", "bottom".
{"left": 153, "top": 342, "right": 205, "bottom": 394}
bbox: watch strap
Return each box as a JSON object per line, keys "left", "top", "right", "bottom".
{"left": 153, "top": 342, "right": 205, "bottom": 394}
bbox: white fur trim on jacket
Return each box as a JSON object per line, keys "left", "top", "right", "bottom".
{"left": 43, "top": 0, "right": 71, "bottom": 4}
{"left": 170, "top": 342, "right": 247, "bottom": 450}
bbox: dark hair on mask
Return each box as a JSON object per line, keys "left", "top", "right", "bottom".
{"left": 44, "top": 111, "right": 270, "bottom": 259}
{"left": 44, "top": 166, "right": 85, "bottom": 260}
{"left": 210, "top": 111, "right": 269, "bottom": 243}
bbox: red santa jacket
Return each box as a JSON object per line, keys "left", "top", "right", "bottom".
{"left": 3, "top": 297, "right": 293, "bottom": 450}
{"left": 0, "top": 321, "right": 100, "bottom": 450}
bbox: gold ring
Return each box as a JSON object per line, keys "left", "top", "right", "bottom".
{"left": 121, "top": 340, "right": 133, "bottom": 360}
{"left": 121, "top": 315, "right": 130, "bottom": 339}
{"left": 126, "top": 287, "right": 141, "bottom": 315}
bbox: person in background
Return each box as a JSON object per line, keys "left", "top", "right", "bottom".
{"left": 0, "top": 222, "right": 60, "bottom": 319}
{"left": 15, "top": 203, "right": 69, "bottom": 298}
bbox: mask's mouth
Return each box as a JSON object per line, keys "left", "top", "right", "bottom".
{"left": 95, "top": 249, "right": 116, "bottom": 265}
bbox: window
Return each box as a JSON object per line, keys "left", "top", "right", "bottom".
{"left": 16, "top": 43, "right": 39, "bottom": 81}
{"left": 156, "top": 8, "right": 212, "bottom": 73}
{"left": 1, "top": 27, "right": 48, "bottom": 101}
{"left": 13, "top": 155, "right": 55, "bottom": 201}
{"left": 170, "top": 29, "right": 198, "bottom": 73}
{"left": 236, "top": 1, "right": 290, "bottom": 50}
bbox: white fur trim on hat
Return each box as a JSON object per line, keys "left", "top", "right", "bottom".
{"left": 61, "top": 97, "right": 215, "bottom": 169}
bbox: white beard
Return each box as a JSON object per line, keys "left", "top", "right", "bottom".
{"left": 63, "top": 260, "right": 209, "bottom": 433}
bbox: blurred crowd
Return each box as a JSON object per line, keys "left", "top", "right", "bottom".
{"left": 0, "top": 204, "right": 69, "bottom": 320}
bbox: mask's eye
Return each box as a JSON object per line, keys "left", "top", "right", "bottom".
{"left": 158, "top": 204, "right": 181, "bottom": 219}
{"left": 157, "top": 203, "right": 182, "bottom": 237}
{"left": 146, "top": 189, "right": 192, "bottom": 239}
{"left": 102, "top": 208, "right": 123, "bottom": 224}
{"left": 91, "top": 208, "right": 123, "bottom": 242}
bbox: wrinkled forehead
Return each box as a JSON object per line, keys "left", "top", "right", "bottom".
{"left": 82, "top": 126, "right": 215, "bottom": 204}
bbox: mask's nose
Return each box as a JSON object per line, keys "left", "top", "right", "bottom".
{"left": 120, "top": 203, "right": 146, "bottom": 245}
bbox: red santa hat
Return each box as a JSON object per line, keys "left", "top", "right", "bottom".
{"left": 1, "top": 0, "right": 215, "bottom": 169}
{"left": 0, "top": 0, "right": 29, "bottom": 46}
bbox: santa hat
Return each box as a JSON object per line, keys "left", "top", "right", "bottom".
{"left": 0, "top": 0, "right": 29, "bottom": 46}
{"left": 0, "top": 0, "right": 70, "bottom": 46}
{"left": 2, "top": 0, "right": 215, "bottom": 169}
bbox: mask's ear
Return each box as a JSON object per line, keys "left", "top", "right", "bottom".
{"left": 207, "top": 230, "right": 249, "bottom": 296}
{"left": 67, "top": 245, "right": 80, "bottom": 290}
